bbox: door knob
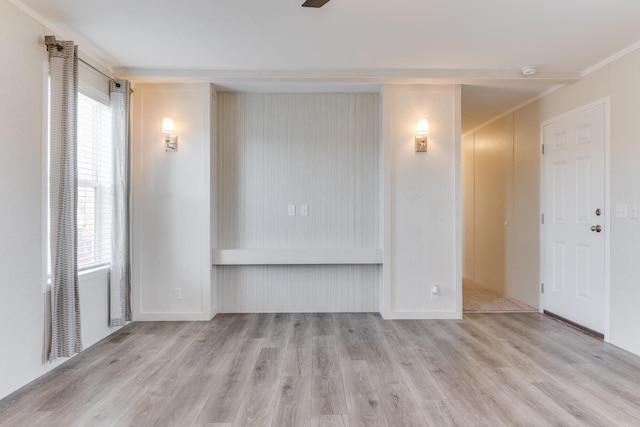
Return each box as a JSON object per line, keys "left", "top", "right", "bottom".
{"left": 590, "top": 225, "right": 602, "bottom": 233}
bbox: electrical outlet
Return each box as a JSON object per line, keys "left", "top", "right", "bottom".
{"left": 174, "top": 288, "right": 182, "bottom": 300}
{"left": 431, "top": 285, "right": 440, "bottom": 300}
{"left": 288, "top": 205, "right": 296, "bottom": 216}
{"left": 616, "top": 204, "right": 628, "bottom": 218}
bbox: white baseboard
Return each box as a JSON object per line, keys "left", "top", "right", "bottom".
{"left": 134, "top": 312, "right": 215, "bottom": 321}
{"left": 381, "top": 310, "right": 462, "bottom": 320}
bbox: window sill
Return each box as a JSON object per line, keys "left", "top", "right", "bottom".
{"left": 45, "top": 265, "right": 110, "bottom": 291}
{"left": 79, "top": 265, "right": 110, "bottom": 281}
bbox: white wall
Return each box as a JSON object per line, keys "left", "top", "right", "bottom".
{"left": 0, "top": 0, "right": 48, "bottom": 399}
{"left": 77, "top": 272, "right": 123, "bottom": 348}
{"left": 608, "top": 51, "right": 640, "bottom": 354}
{"left": 132, "top": 83, "right": 214, "bottom": 321}
{"left": 0, "top": 0, "right": 123, "bottom": 400}
{"left": 382, "top": 85, "right": 462, "bottom": 319}
{"left": 461, "top": 133, "right": 475, "bottom": 288}
{"left": 210, "top": 91, "right": 219, "bottom": 316}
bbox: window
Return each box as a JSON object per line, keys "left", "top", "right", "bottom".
{"left": 47, "top": 91, "right": 113, "bottom": 275}
{"left": 77, "top": 92, "right": 113, "bottom": 269}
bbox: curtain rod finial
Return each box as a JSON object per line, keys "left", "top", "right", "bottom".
{"left": 44, "top": 35, "right": 63, "bottom": 52}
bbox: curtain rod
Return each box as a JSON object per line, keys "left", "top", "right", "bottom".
{"left": 78, "top": 57, "right": 120, "bottom": 86}
{"left": 45, "top": 35, "right": 120, "bottom": 86}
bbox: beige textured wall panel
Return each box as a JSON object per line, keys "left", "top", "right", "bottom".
{"left": 473, "top": 116, "right": 513, "bottom": 294}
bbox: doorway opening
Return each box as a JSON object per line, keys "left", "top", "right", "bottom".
{"left": 461, "top": 109, "right": 538, "bottom": 313}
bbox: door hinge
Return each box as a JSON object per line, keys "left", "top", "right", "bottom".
{"left": 541, "top": 213, "right": 545, "bottom": 224}
{"left": 541, "top": 283, "right": 545, "bottom": 294}
{"left": 541, "top": 144, "right": 545, "bottom": 155}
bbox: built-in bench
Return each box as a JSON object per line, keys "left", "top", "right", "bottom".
{"left": 211, "top": 248, "right": 383, "bottom": 265}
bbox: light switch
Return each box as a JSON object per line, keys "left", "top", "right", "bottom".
{"left": 300, "top": 205, "right": 309, "bottom": 216}
{"left": 616, "top": 204, "right": 628, "bottom": 218}
{"left": 288, "top": 205, "right": 296, "bottom": 216}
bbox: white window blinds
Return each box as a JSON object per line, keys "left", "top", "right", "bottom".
{"left": 77, "top": 92, "right": 113, "bottom": 269}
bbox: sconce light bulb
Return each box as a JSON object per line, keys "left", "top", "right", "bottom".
{"left": 417, "top": 119, "right": 430, "bottom": 135}
{"left": 162, "top": 117, "right": 175, "bottom": 134}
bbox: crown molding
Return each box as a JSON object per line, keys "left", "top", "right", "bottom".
{"left": 8, "top": 0, "right": 115, "bottom": 78}
{"left": 581, "top": 40, "right": 640, "bottom": 77}
{"left": 116, "top": 67, "right": 581, "bottom": 86}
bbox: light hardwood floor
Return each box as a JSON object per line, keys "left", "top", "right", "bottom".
{"left": 2, "top": 313, "right": 640, "bottom": 426}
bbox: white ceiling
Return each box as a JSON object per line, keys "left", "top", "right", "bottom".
{"left": 15, "top": 0, "right": 640, "bottom": 132}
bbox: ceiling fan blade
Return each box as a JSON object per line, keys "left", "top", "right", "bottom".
{"left": 302, "top": 0, "right": 330, "bottom": 7}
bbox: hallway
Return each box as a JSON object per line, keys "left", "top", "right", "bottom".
{"left": 463, "top": 283, "right": 537, "bottom": 313}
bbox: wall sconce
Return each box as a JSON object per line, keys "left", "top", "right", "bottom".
{"left": 415, "top": 119, "right": 429, "bottom": 152}
{"left": 162, "top": 117, "right": 178, "bottom": 152}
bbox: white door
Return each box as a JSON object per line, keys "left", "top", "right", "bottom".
{"left": 542, "top": 103, "right": 606, "bottom": 334}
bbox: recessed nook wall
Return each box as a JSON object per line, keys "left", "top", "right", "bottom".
{"left": 215, "top": 93, "right": 381, "bottom": 312}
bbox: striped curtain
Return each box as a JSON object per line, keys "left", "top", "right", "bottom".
{"left": 48, "top": 39, "right": 82, "bottom": 360}
{"left": 110, "top": 80, "right": 131, "bottom": 326}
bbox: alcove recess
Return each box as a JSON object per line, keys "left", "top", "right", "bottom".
{"left": 213, "top": 92, "right": 382, "bottom": 312}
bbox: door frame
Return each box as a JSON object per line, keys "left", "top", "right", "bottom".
{"left": 539, "top": 97, "right": 611, "bottom": 341}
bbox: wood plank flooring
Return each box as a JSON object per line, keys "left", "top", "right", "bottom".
{"left": 2, "top": 313, "right": 640, "bottom": 426}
